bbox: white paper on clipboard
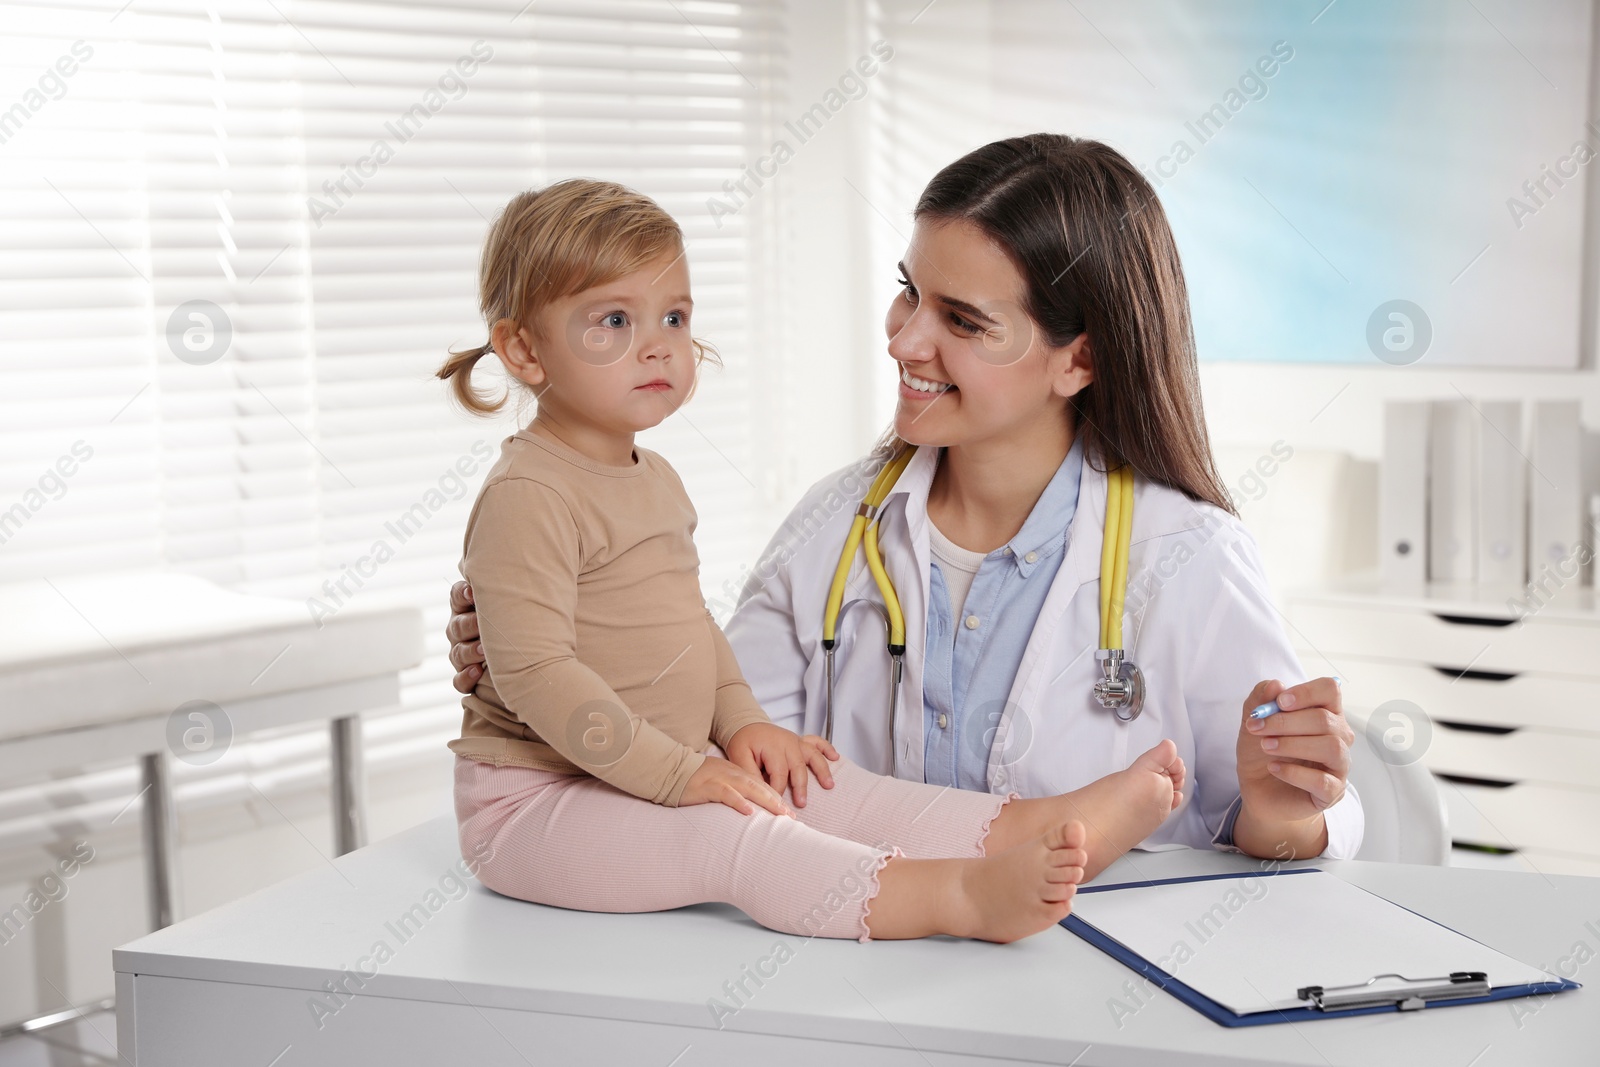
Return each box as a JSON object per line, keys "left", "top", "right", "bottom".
{"left": 1070, "top": 870, "right": 1558, "bottom": 1014}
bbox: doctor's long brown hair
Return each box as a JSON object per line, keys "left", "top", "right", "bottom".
{"left": 874, "top": 133, "right": 1236, "bottom": 517}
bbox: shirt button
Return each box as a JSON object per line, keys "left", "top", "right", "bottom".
{"left": 937, "top": 713, "right": 948, "bottom": 729}
{"left": 965, "top": 615, "right": 980, "bottom": 629}
{"left": 1004, "top": 546, "right": 1013, "bottom": 555}
{"left": 1024, "top": 551, "right": 1038, "bottom": 563}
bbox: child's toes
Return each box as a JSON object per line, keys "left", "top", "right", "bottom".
{"left": 1045, "top": 857, "right": 1084, "bottom": 884}
{"left": 1046, "top": 818, "right": 1087, "bottom": 852}
{"left": 1042, "top": 880, "right": 1077, "bottom": 904}
{"left": 1062, "top": 845, "right": 1088, "bottom": 869}
{"left": 1133, "top": 738, "right": 1176, "bottom": 772}
{"left": 1068, "top": 820, "right": 1087, "bottom": 849}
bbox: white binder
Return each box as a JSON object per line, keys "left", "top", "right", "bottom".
{"left": 1380, "top": 401, "right": 1430, "bottom": 590}
{"left": 1428, "top": 399, "right": 1476, "bottom": 583}
{"left": 1475, "top": 400, "right": 1525, "bottom": 587}
{"left": 1528, "top": 399, "right": 1581, "bottom": 591}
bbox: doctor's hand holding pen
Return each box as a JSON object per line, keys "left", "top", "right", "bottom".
{"left": 1232, "top": 676, "right": 1354, "bottom": 860}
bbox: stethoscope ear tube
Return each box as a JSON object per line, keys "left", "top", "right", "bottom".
{"left": 823, "top": 446, "right": 915, "bottom": 645}
{"left": 821, "top": 445, "right": 916, "bottom": 747}
{"left": 1097, "top": 464, "right": 1134, "bottom": 651}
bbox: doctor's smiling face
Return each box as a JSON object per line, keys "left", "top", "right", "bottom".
{"left": 885, "top": 217, "right": 1092, "bottom": 450}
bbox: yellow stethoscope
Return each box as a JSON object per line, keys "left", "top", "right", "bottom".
{"left": 820, "top": 445, "right": 1144, "bottom": 748}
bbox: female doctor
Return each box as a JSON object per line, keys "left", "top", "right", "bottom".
{"left": 445, "top": 133, "right": 1362, "bottom": 865}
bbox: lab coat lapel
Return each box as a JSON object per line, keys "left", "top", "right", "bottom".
{"left": 878, "top": 443, "right": 939, "bottom": 782}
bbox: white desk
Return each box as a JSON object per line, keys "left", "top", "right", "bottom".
{"left": 113, "top": 814, "right": 1598, "bottom": 1066}
{"left": 0, "top": 571, "right": 424, "bottom": 934}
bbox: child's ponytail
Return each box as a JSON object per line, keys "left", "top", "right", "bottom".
{"left": 436, "top": 340, "right": 505, "bottom": 416}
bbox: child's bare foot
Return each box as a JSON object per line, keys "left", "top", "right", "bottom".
{"left": 949, "top": 820, "right": 1088, "bottom": 943}
{"left": 1060, "top": 740, "right": 1184, "bottom": 879}
{"left": 982, "top": 740, "right": 1185, "bottom": 878}
{"left": 865, "top": 749, "right": 1179, "bottom": 941}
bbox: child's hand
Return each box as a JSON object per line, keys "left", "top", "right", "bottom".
{"left": 724, "top": 723, "right": 840, "bottom": 808}
{"left": 681, "top": 755, "right": 794, "bottom": 818}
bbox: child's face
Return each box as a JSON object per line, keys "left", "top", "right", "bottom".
{"left": 520, "top": 247, "right": 697, "bottom": 433}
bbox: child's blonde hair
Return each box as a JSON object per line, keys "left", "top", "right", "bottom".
{"left": 438, "top": 178, "right": 719, "bottom": 415}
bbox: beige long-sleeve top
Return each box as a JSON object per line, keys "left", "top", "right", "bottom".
{"left": 447, "top": 426, "right": 772, "bottom": 806}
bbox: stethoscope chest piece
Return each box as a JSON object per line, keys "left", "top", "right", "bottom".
{"left": 1093, "top": 648, "right": 1144, "bottom": 722}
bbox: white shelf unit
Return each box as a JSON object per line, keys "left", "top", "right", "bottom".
{"left": 1285, "top": 578, "right": 1600, "bottom": 878}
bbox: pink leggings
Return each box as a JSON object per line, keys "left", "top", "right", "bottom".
{"left": 453, "top": 748, "right": 1019, "bottom": 943}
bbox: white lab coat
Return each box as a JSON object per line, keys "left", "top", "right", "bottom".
{"left": 723, "top": 442, "right": 1364, "bottom": 859}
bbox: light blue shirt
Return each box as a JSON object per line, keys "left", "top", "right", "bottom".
{"left": 917, "top": 439, "right": 1247, "bottom": 850}
{"left": 922, "top": 436, "right": 1083, "bottom": 792}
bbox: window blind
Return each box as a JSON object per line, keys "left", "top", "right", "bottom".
{"left": 0, "top": 0, "right": 784, "bottom": 769}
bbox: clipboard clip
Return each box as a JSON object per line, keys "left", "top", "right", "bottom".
{"left": 1297, "top": 971, "right": 1491, "bottom": 1012}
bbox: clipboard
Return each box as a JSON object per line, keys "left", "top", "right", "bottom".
{"left": 1059, "top": 867, "right": 1580, "bottom": 1027}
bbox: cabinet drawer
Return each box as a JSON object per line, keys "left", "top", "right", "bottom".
{"left": 1289, "top": 600, "right": 1599, "bottom": 678}
{"left": 1424, "top": 723, "right": 1600, "bottom": 792}
{"left": 1320, "top": 659, "right": 1600, "bottom": 735}
{"left": 1437, "top": 777, "right": 1600, "bottom": 856}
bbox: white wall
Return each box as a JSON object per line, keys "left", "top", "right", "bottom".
{"left": 758, "top": 0, "right": 884, "bottom": 530}
{"left": 1190, "top": 0, "right": 1600, "bottom": 471}
{"left": 776, "top": 0, "right": 1600, "bottom": 591}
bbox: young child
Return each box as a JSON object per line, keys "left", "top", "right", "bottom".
{"left": 436, "top": 178, "right": 1185, "bottom": 943}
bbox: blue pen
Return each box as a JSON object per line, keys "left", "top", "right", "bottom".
{"left": 1251, "top": 676, "right": 1342, "bottom": 719}
{"left": 1248, "top": 699, "right": 1282, "bottom": 720}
